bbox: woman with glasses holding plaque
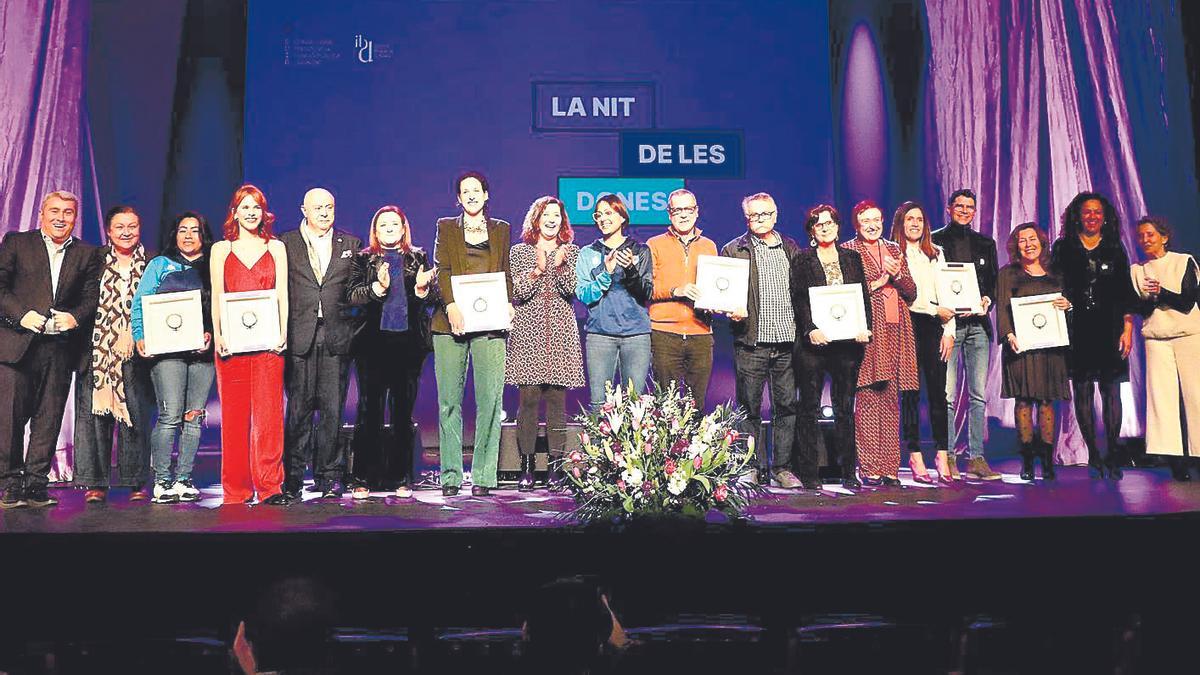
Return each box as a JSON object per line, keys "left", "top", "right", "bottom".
{"left": 431, "top": 171, "right": 513, "bottom": 498}
{"left": 131, "top": 211, "right": 215, "bottom": 504}
{"left": 209, "top": 185, "right": 290, "bottom": 506}
{"left": 1051, "top": 192, "right": 1136, "bottom": 478}
{"left": 997, "top": 223, "right": 1072, "bottom": 481}
{"left": 346, "top": 205, "right": 437, "bottom": 499}
{"left": 575, "top": 195, "right": 654, "bottom": 409}
{"left": 1130, "top": 217, "right": 1200, "bottom": 481}
{"left": 841, "top": 200, "right": 918, "bottom": 487}
{"left": 793, "top": 205, "right": 871, "bottom": 490}
{"left": 891, "top": 201, "right": 955, "bottom": 483}
{"left": 507, "top": 196, "right": 585, "bottom": 491}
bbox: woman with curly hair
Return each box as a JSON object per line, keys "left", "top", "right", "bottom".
{"left": 1051, "top": 192, "right": 1137, "bottom": 479}
{"left": 998, "top": 223, "right": 1073, "bottom": 481}
{"left": 506, "top": 196, "right": 585, "bottom": 490}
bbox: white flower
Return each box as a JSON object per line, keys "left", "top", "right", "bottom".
{"left": 687, "top": 440, "right": 707, "bottom": 458}
{"left": 667, "top": 472, "right": 688, "bottom": 495}
{"left": 621, "top": 467, "right": 644, "bottom": 487}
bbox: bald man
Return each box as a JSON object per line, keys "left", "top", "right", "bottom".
{"left": 279, "top": 188, "right": 363, "bottom": 500}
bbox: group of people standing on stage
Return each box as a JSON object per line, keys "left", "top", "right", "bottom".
{"left": 2, "top": 177, "right": 1197, "bottom": 509}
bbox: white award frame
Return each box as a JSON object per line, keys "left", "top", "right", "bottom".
{"left": 451, "top": 272, "right": 511, "bottom": 333}
{"left": 809, "top": 283, "right": 868, "bottom": 341}
{"left": 935, "top": 262, "right": 984, "bottom": 314}
{"left": 220, "top": 289, "right": 281, "bottom": 354}
{"left": 693, "top": 255, "right": 749, "bottom": 314}
{"left": 141, "top": 290, "right": 205, "bottom": 356}
{"left": 1011, "top": 292, "right": 1070, "bottom": 351}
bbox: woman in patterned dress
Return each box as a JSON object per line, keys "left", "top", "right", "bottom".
{"left": 842, "top": 200, "right": 919, "bottom": 486}
{"left": 506, "top": 196, "right": 586, "bottom": 490}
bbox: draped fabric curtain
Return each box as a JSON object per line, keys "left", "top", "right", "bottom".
{"left": 925, "top": 0, "right": 1158, "bottom": 464}
{"left": 0, "top": 0, "right": 92, "bottom": 481}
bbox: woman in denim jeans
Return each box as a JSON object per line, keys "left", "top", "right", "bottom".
{"left": 131, "top": 212, "right": 216, "bottom": 503}
{"left": 575, "top": 195, "right": 654, "bottom": 408}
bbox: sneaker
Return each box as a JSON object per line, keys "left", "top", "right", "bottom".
{"left": 395, "top": 484, "right": 413, "bottom": 499}
{"left": 25, "top": 487, "right": 58, "bottom": 507}
{"left": 0, "top": 487, "right": 27, "bottom": 509}
{"left": 172, "top": 479, "right": 201, "bottom": 502}
{"left": 152, "top": 480, "right": 179, "bottom": 504}
{"left": 965, "top": 457, "right": 1002, "bottom": 481}
{"left": 771, "top": 469, "right": 803, "bottom": 489}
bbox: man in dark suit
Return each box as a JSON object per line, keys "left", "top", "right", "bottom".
{"left": 280, "top": 188, "right": 362, "bottom": 500}
{"left": 0, "top": 190, "right": 100, "bottom": 508}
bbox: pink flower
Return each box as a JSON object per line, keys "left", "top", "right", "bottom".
{"left": 599, "top": 420, "right": 612, "bottom": 435}
{"left": 664, "top": 459, "right": 676, "bottom": 475}
{"left": 572, "top": 467, "right": 581, "bottom": 478}
{"left": 569, "top": 451, "right": 583, "bottom": 463}
{"left": 614, "top": 451, "right": 624, "bottom": 464}
{"left": 642, "top": 481, "right": 653, "bottom": 495}
{"left": 617, "top": 479, "right": 626, "bottom": 491}
{"left": 693, "top": 455, "right": 703, "bottom": 469}
{"left": 714, "top": 484, "right": 728, "bottom": 502}
{"left": 670, "top": 438, "right": 688, "bottom": 456}
{"left": 725, "top": 430, "right": 739, "bottom": 443}
{"left": 643, "top": 442, "right": 653, "bottom": 454}
{"left": 580, "top": 432, "right": 590, "bottom": 445}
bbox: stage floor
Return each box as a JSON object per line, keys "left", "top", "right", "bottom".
{"left": 4, "top": 458, "right": 1198, "bottom": 535}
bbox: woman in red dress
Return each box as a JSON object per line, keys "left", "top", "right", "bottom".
{"left": 209, "top": 185, "right": 290, "bottom": 505}
{"left": 842, "top": 200, "right": 919, "bottom": 486}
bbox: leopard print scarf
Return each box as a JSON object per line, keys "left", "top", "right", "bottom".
{"left": 90, "top": 244, "right": 147, "bottom": 426}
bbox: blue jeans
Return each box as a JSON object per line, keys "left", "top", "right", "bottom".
{"left": 946, "top": 321, "right": 990, "bottom": 459}
{"left": 149, "top": 358, "right": 215, "bottom": 483}
{"left": 585, "top": 333, "right": 651, "bottom": 408}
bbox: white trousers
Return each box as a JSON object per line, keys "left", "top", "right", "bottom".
{"left": 1144, "top": 332, "right": 1200, "bottom": 456}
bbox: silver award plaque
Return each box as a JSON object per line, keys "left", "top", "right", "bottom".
{"left": 694, "top": 255, "right": 749, "bottom": 314}
{"left": 142, "top": 290, "right": 205, "bottom": 356}
{"left": 221, "top": 289, "right": 281, "bottom": 354}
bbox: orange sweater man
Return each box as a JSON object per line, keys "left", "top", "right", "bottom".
{"left": 647, "top": 189, "right": 718, "bottom": 409}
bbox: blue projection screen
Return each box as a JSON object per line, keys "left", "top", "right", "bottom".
{"left": 244, "top": 0, "right": 834, "bottom": 246}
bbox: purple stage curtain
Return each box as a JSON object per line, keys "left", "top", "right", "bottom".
{"left": 925, "top": 0, "right": 1157, "bottom": 464}
{"left": 0, "top": 0, "right": 92, "bottom": 482}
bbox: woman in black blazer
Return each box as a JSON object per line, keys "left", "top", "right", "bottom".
{"left": 792, "top": 204, "right": 873, "bottom": 490}
{"left": 346, "top": 205, "right": 436, "bottom": 499}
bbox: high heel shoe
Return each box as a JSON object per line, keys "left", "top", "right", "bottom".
{"left": 934, "top": 451, "right": 954, "bottom": 484}
{"left": 881, "top": 476, "right": 902, "bottom": 487}
{"left": 908, "top": 452, "right": 933, "bottom": 484}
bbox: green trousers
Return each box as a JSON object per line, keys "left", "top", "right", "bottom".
{"left": 433, "top": 334, "right": 506, "bottom": 488}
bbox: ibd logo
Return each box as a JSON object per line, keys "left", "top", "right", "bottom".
{"left": 354, "top": 34, "right": 373, "bottom": 63}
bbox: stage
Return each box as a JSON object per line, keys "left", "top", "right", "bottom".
{"left": 2, "top": 456, "right": 1198, "bottom": 673}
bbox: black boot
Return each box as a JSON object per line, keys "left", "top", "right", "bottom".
{"left": 518, "top": 454, "right": 535, "bottom": 492}
{"left": 1105, "top": 441, "right": 1124, "bottom": 480}
{"left": 546, "top": 454, "right": 564, "bottom": 491}
{"left": 1039, "top": 441, "right": 1057, "bottom": 481}
{"left": 1170, "top": 457, "right": 1191, "bottom": 482}
{"left": 1019, "top": 441, "right": 1036, "bottom": 482}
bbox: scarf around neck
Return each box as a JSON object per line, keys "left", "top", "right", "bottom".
{"left": 91, "top": 244, "right": 147, "bottom": 425}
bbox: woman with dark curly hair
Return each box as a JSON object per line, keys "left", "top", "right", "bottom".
{"left": 1051, "top": 192, "right": 1136, "bottom": 479}
{"left": 998, "top": 223, "right": 1073, "bottom": 481}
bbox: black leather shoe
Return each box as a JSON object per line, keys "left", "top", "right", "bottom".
{"left": 320, "top": 482, "right": 344, "bottom": 499}
{"left": 25, "top": 488, "right": 58, "bottom": 507}
{"left": 517, "top": 455, "right": 535, "bottom": 492}
{"left": 800, "top": 477, "right": 823, "bottom": 490}
{"left": 442, "top": 485, "right": 460, "bottom": 496}
{"left": 471, "top": 485, "right": 492, "bottom": 497}
{"left": 0, "top": 487, "right": 26, "bottom": 509}
{"left": 880, "top": 476, "right": 902, "bottom": 487}
{"left": 1106, "top": 460, "right": 1124, "bottom": 480}
{"left": 842, "top": 475, "right": 862, "bottom": 489}
{"left": 261, "top": 493, "right": 293, "bottom": 506}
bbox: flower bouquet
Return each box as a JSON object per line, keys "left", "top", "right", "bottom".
{"left": 560, "top": 381, "right": 758, "bottom": 524}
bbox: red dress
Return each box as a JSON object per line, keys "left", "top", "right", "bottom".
{"left": 215, "top": 250, "right": 285, "bottom": 503}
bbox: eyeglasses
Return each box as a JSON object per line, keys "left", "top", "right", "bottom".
{"left": 745, "top": 211, "right": 775, "bottom": 222}
{"left": 592, "top": 211, "right": 617, "bottom": 222}
{"left": 668, "top": 206, "right": 697, "bottom": 217}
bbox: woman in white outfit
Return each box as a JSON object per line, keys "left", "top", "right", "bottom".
{"left": 1130, "top": 216, "right": 1200, "bottom": 481}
